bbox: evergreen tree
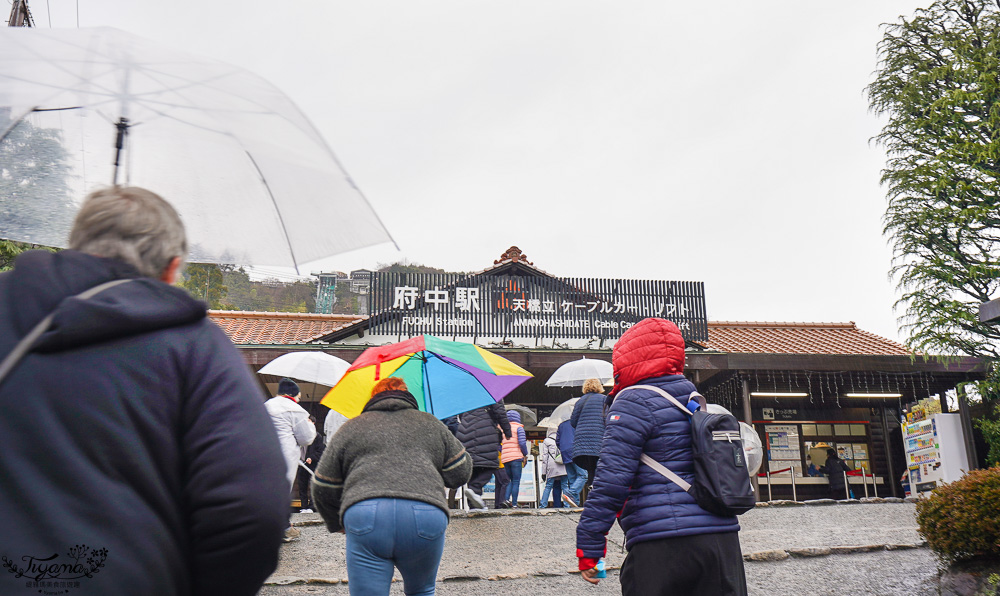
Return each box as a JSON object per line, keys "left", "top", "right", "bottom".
{"left": 0, "top": 118, "right": 75, "bottom": 249}
{"left": 868, "top": 0, "right": 1000, "bottom": 359}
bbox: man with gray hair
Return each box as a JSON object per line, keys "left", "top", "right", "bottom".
{"left": 0, "top": 187, "right": 289, "bottom": 596}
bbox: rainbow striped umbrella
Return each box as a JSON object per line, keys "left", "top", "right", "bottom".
{"left": 320, "top": 335, "right": 532, "bottom": 420}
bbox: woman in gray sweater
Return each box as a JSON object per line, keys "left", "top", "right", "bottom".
{"left": 312, "top": 377, "right": 472, "bottom": 595}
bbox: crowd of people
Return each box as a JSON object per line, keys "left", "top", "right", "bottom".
{"left": 0, "top": 185, "right": 750, "bottom": 596}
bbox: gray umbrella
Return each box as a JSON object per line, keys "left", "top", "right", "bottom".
{"left": 504, "top": 403, "right": 537, "bottom": 427}
{"left": 0, "top": 27, "right": 394, "bottom": 271}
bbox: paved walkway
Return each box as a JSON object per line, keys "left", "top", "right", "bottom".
{"left": 260, "top": 499, "right": 940, "bottom": 595}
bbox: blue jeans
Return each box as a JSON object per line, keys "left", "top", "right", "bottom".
{"left": 564, "top": 462, "right": 585, "bottom": 504}
{"left": 504, "top": 460, "right": 523, "bottom": 503}
{"left": 344, "top": 498, "right": 448, "bottom": 595}
{"left": 539, "top": 476, "right": 565, "bottom": 508}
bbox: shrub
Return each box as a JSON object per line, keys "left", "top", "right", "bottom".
{"left": 976, "top": 403, "right": 1000, "bottom": 467}
{"left": 915, "top": 467, "right": 1000, "bottom": 565}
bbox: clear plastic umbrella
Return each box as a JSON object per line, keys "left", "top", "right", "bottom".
{"left": 706, "top": 404, "right": 764, "bottom": 476}
{"left": 544, "top": 357, "right": 613, "bottom": 387}
{"left": 0, "top": 27, "right": 394, "bottom": 271}
{"left": 538, "top": 397, "right": 579, "bottom": 429}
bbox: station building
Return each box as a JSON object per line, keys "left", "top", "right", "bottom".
{"left": 210, "top": 247, "right": 988, "bottom": 500}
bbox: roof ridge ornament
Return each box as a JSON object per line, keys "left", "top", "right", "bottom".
{"left": 495, "top": 246, "right": 533, "bottom": 266}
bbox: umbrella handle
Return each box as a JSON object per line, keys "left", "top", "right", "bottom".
{"left": 113, "top": 117, "right": 130, "bottom": 184}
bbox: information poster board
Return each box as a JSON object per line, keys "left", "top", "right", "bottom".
{"left": 765, "top": 424, "right": 802, "bottom": 476}
{"left": 482, "top": 458, "right": 538, "bottom": 505}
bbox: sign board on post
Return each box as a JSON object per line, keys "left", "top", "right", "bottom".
{"left": 368, "top": 272, "right": 709, "bottom": 342}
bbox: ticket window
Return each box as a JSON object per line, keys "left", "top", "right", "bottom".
{"left": 801, "top": 423, "right": 870, "bottom": 473}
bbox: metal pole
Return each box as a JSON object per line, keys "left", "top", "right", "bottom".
{"left": 844, "top": 471, "right": 850, "bottom": 499}
{"left": 766, "top": 467, "right": 772, "bottom": 502}
{"left": 873, "top": 469, "right": 878, "bottom": 498}
{"left": 533, "top": 453, "right": 540, "bottom": 509}
{"left": 862, "top": 466, "right": 869, "bottom": 498}
{"left": 790, "top": 468, "right": 796, "bottom": 502}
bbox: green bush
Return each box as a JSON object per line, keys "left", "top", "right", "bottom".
{"left": 916, "top": 467, "right": 1000, "bottom": 565}
{"left": 976, "top": 403, "right": 1000, "bottom": 467}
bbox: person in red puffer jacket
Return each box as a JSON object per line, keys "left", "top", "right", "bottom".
{"left": 576, "top": 318, "right": 748, "bottom": 596}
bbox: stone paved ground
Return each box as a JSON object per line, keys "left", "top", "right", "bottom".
{"left": 260, "top": 499, "right": 941, "bottom": 595}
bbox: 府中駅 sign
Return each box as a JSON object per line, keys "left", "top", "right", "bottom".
{"left": 368, "top": 272, "right": 707, "bottom": 342}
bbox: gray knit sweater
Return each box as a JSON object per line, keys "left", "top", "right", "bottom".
{"left": 312, "top": 390, "right": 473, "bottom": 533}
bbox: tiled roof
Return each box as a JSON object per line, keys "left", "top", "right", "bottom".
{"left": 208, "top": 311, "right": 910, "bottom": 356}
{"left": 208, "top": 311, "right": 363, "bottom": 345}
{"left": 701, "top": 321, "right": 910, "bottom": 356}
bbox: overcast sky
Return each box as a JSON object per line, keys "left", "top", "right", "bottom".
{"left": 33, "top": 0, "right": 931, "bottom": 343}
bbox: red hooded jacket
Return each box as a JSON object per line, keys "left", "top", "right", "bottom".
{"left": 610, "top": 318, "right": 686, "bottom": 396}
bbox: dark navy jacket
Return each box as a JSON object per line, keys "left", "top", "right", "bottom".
{"left": 575, "top": 375, "right": 740, "bottom": 558}
{"left": 570, "top": 392, "right": 606, "bottom": 459}
{"left": 0, "top": 250, "right": 289, "bottom": 596}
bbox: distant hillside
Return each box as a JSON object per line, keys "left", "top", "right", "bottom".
{"left": 178, "top": 259, "right": 464, "bottom": 314}
{"left": 180, "top": 264, "right": 315, "bottom": 312}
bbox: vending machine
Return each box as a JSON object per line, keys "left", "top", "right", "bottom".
{"left": 903, "top": 399, "right": 969, "bottom": 497}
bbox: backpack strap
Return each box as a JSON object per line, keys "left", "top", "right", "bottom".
{"left": 639, "top": 453, "right": 691, "bottom": 491}
{"left": 621, "top": 384, "right": 705, "bottom": 415}
{"left": 617, "top": 384, "right": 705, "bottom": 493}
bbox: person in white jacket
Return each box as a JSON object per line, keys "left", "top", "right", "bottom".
{"left": 539, "top": 430, "right": 568, "bottom": 508}
{"left": 265, "top": 378, "right": 317, "bottom": 541}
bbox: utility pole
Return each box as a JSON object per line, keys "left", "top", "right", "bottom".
{"left": 8, "top": 0, "right": 35, "bottom": 27}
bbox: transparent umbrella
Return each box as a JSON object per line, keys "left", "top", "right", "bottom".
{"left": 538, "top": 397, "right": 579, "bottom": 429}
{"left": 0, "top": 27, "right": 394, "bottom": 271}
{"left": 545, "top": 357, "right": 613, "bottom": 387}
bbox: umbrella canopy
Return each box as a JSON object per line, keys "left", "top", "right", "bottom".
{"left": 538, "top": 397, "right": 579, "bottom": 429}
{"left": 545, "top": 357, "right": 613, "bottom": 387}
{"left": 320, "top": 335, "right": 532, "bottom": 420}
{"left": 504, "top": 404, "right": 537, "bottom": 427}
{"left": 0, "top": 27, "right": 393, "bottom": 271}
{"left": 257, "top": 352, "right": 351, "bottom": 388}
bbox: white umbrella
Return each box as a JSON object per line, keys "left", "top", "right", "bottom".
{"left": 258, "top": 352, "right": 350, "bottom": 388}
{"left": 0, "top": 27, "right": 394, "bottom": 272}
{"left": 538, "top": 397, "right": 579, "bottom": 429}
{"left": 545, "top": 357, "right": 613, "bottom": 387}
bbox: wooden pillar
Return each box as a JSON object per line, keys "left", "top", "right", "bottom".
{"left": 957, "top": 389, "right": 980, "bottom": 471}
{"left": 880, "top": 405, "right": 899, "bottom": 498}
{"left": 742, "top": 377, "right": 760, "bottom": 499}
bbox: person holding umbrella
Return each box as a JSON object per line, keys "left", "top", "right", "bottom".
{"left": 455, "top": 403, "right": 513, "bottom": 510}
{"left": 571, "top": 378, "right": 608, "bottom": 495}
{"left": 265, "top": 378, "right": 316, "bottom": 541}
{"left": 312, "top": 377, "right": 472, "bottom": 595}
{"left": 0, "top": 187, "right": 289, "bottom": 596}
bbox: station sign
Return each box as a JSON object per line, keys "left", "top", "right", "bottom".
{"left": 368, "top": 272, "right": 708, "bottom": 341}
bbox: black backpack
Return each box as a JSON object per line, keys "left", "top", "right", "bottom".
{"left": 619, "top": 384, "right": 756, "bottom": 517}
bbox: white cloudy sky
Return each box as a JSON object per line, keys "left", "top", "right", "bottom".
{"left": 34, "top": 0, "right": 931, "bottom": 342}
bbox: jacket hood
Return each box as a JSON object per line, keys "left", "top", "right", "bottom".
{"left": 610, "top": 318, "right": 685, "bottom": 396}
{"left": 506, "top": 410, "right": 521, "bottom": 423}
{"left": 362, "top": 390, "right": 419, "bottom": 413}
{"left": 3, "top": 250, "right": 206, "bottom": 352}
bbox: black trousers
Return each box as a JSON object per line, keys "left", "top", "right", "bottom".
{"left": 620, "top": 532, "right": 747, "bottom": 596}
{"left": 467, "top": 467, "right": 511, "bottom": 508}
{"left": 296, "top": 466, "right": 314, "bottom": 509}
